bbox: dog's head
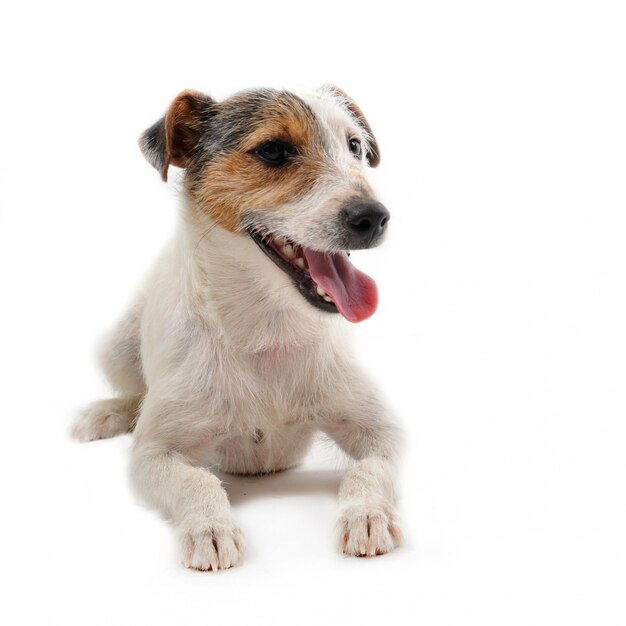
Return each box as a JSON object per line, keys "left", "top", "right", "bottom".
{"left": 140, "top": 86, "right": 388, "bottom": 323}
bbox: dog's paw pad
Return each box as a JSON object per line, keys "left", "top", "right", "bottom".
{"left": 337, "top": 502, "right": 403, "bottom": 557}
{"left": 71, "top": 398, "right": 135, "bottom": 442}
{"left": 180, "top": 519, "right": 246, "bottom": 571}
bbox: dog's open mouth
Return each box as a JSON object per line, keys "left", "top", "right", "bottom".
{"left": 248, "top": 229, "right": 379, "bottom": 323}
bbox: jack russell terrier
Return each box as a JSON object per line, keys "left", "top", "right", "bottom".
{"left": 72, "top": 85, "right": 403, "bottom": 571}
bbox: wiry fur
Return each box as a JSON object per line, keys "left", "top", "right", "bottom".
{"left": 72, "top": 85, "right": 403, "bottom": 570}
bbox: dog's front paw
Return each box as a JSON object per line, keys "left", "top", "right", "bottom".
{"left": 337, "top": 501, "right": 403, "bottom": 557}
{"left": 179, "top": 516, "right": 246, "bottom": 571}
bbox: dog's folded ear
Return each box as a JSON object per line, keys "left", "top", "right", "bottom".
{"left": 323, "top": 85, "right": 380, "bottom": 168}
{"left": 139, "top": 90, "right": 216, "bottom": 181}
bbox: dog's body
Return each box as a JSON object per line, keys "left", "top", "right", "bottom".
{"left": 73, "top": 85, "right": 403, "bottom": 570}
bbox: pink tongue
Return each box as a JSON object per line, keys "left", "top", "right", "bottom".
{"left": 303, "top": 249, "right": 378, "bottom": 323}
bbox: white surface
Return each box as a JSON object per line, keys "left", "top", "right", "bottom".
{"left": 1, "top": 1, "right": 625, "bottom": 625}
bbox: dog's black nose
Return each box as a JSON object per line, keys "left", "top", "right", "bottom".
{"left": 343, "top": 200, "right": 390, "bottom": 248}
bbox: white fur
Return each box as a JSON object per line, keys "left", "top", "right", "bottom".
{"left": 73, "top": 89, "right": 403, "bottom": 570}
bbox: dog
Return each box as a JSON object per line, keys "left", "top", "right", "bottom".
{"left": 72, "top": 85, "right": 403, "bottom": 570}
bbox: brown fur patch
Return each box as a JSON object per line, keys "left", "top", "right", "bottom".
{"left": 187, "top": 96, "right": 329, "bottom": 232}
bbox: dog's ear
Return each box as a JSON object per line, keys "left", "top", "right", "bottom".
{"left": 323, "top": 85, "right": 380, "bottom": 168}
{"left": 139, "top": 90, "right": 216, "bottom": 181}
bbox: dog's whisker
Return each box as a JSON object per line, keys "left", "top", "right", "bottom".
{"left": 193, "top": 222, "right": 220, "bottom": 255}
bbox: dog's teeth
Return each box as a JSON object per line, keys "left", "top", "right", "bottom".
{"left": 323, "top": 295, "right": 333, "bottom": 302}
{"left": 316, "top": 286, "right": 327, "bottom": 297}
{"left": 282, "top": 244, "right": 295, "bottom": 259}
{"left": 295, "top": 257, "right": 305, "bottom": 269}
{"left": 274, "top": 235, "right": 287, "bottom": 246}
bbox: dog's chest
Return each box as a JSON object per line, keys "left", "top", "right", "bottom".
{"left": 223, "top": 345, "right": 331, "bottom": 424}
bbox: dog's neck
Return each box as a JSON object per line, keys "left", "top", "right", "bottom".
{"left": 175, "top": 201, "right": 344, "bottom": 355}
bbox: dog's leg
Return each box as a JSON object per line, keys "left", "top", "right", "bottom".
{"left": 99, "top": 301, "right": 145, "bottom": 398}
{"left": 130, "top": 400, "right": 245, "bottom": 571}
{"left": 73, "top": 300, "right": 146, "bottom": 442}
{"left": 321, "top": 384, "right": 404, "bottom": 557}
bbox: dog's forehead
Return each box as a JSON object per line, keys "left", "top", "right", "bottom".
{"left": 294, "top": 88, "right": 361, "bottom": 139}
{"left": 209, "top": 88, "right": 317, "bottom": 149}
{"left": 215, "top": 87, "right": 360, "bottom": 145}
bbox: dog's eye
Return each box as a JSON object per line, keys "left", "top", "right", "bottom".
{"left": 256, "top": 141, "right": 292, "bottom": 166}
{"left": 348, "top": 138, "right": 362, "bottom": 158}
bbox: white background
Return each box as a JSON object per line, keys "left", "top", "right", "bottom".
{"left": 1, "top": 1, "right": 625, "bottom": 624}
